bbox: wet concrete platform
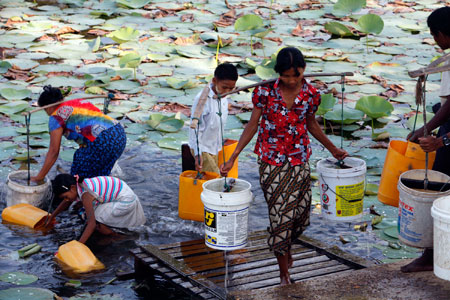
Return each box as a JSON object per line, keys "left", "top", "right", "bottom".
{"left": 228, "top": 260, "right": 450, "bottom": 300}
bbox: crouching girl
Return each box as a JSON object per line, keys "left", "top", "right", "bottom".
{"left": 48, "top": 174, "right": 146, "bottom": 243}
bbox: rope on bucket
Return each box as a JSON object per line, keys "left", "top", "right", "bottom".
{"left": 216, "top": 94, "right": 230, "bottom": 192}
{"left": 415, "top": 75, "right": 429, "bottom": 189}
{"left": 192, "top": 117, "right": 204, "bottom": 183}
{"left": 25, "top": 114, "right": 31, "bottom": 185}
{"left": 338, "top": 75, "right": 346, "bottom": 168}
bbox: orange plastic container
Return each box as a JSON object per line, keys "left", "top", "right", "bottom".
{"left": 1, "top": 203, "right": 49, "bottom": 229}
{"left": 378, "top": 140, "right": 436, "bottom": 207}
{"left": 178, "top": 170, "right": 220, "bottom": 222}
{"left": 55, "top": 240, "right": 104, "bottom": 273}
{"left": 218, "top": 139, "right": 239, "bottom": 179}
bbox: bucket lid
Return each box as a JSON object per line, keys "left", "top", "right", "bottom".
{"left": 316, "top": 157, "right": 366, "bottom": 175}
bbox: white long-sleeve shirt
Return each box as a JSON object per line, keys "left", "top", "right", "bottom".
{"left": 188, "top": 83, "right": 229, "bottom": 156}
{"left": 440, "top": 60, "right": 450, "bottom": 105}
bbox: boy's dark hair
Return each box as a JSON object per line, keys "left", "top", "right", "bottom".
{"left": 38, "top": 85, "right": 63, "bottom": 107}
{"left": 51, "top": 174, "right": 83, "bottom": 208}
{"left": 214, "top": 63, "right": 238, "bottom": 81}
{"left": 274, "top": 47, "right": 306, "bottom": 76}
{"left": 427, "top": 7, "right": 450, "bottom": 37}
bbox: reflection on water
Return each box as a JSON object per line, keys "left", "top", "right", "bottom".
{"left": 0, "top": 143, "right": 392, "bottom": 298}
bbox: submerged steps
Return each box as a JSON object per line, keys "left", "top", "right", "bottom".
{"left": 131, "top": 231, "right": 372, "bottom": 300}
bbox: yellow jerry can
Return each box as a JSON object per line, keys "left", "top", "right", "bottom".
{"left": 55, "top": 240, "right": 105, "bottom": 273}
{"left": 178, "top": 171, "right": 219, "bottom": 222}
{"left": 1, "top": 203, "right": 50, "bottom": 229}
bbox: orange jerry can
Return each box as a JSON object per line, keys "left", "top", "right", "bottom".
{"left": 378, "top": 140, "right": 435, "bottom": 207}
{"left": 218, "top": 139, "right": 239, "bottom": 179}
{"left": 178, "top": 171, "right": 219, "bottom": 222}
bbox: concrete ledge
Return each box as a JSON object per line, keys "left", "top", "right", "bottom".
{"left": 228, "top": 261, "right": 450, "bottom": 300}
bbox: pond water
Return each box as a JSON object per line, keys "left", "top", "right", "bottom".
{"left": 0, "top": 142, "right": 413, "bottom": 299}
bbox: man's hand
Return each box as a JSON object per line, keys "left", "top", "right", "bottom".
{"left": 220, "top": 160, "right": 234, "bottom": 177}
{"left": 419, "top": 136, "right": 443, "bottom": 152}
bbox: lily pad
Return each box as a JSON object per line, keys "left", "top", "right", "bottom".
{"left": 116, "top": 0, "right": 151, "bottom": 9}
{"left": 324, "top": 22, "right": 355, "bottom": 37}
{"left": 0, "top": 287, "right": 54, "bottom": 300}
{"left": 0, "top": 101, "right": 29, "bottom": 115}
{"left": 234, "top": 14, "right": 264, "bottom": 31}
{"left": 365, "top": 183, "right": 378, "bottom": 195}
{"left": 384, "top": 226, "right": 399, "bottom": 239}
{"left": 355, "top": 96, "right": 394, "bottom": 119}
{"left": 0, "top": 272, "right": 38, "bottom": 285}
{"left": 357, "top": 14, "right": 384, "bottom": 35}
{"left": 119, "top": 53, "right": 141, "bottom": 69}
{"left": 0, "top": 88, "right": 31, "bottom": 100}
{"left": 324, "top": 106, "right": 364, "bottom": 124}
{"left": 333, "top": 0, "right": 366, "bottom": 17}
{"left": 157, "top": 137, "right": 181, "bottom": 151}
{"left": 108, "top": 27, "right": 140, "bottom": 44}
{"left": 166, "top": 78, "right": 198, "bottom": 90}
{"left": 317, "top": 93, "right": 336, "bottom": 116}
{"left": 255, "top": 65, "right": 276, "bottom": 80}
{"left": 0, "top": 61, "right": 12, "bottom": 73}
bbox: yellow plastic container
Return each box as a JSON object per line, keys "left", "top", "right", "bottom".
{"left": 55, "top": 240, "right": 105, "bottom": 273}
{"left": 178, "top": 171, "right": 220, "bottom": 222}
{"left": 218, "top": 139, "right": 239, "bottom": 179}
{"left": 1, "top": 203, "right": 49, "bottom": 229}
{"left": 378, "top": 140, "right": 436, "bottom": 207}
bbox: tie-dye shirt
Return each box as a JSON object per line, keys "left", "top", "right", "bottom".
{"left": 48, "top": 99, "right": 117, "bottom": 145}
{"left": 77, "top": 176, "right": 123, "bottom": 207}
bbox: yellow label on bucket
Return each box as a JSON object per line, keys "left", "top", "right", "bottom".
{"left": 335, "top": 181, "right": 364, "bottom": 217}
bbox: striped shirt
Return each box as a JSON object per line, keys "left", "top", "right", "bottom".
{"left": 77, "top": 176, "right": 123, "bottom": 207}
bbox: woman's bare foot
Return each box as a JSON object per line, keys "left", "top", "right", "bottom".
{"left": 401, "top": 248, "right": 433, "bottom": 273}
{"left": 280, "top": 274, "right": 292, "bottom": 285}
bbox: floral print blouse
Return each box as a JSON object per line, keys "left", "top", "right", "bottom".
{"left": 252, "top": 78, "right": 321, "bottom": 166}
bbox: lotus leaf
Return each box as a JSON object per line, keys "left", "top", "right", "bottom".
{"left": 0, "top": 101, "right": 29, "bottom": 115}
{"left": 157, "top": 137, "right": 181, "bottom": 151}
{"left": 333, "top": 0, "right": 366, "bottom": 17}
{"left": 0, "top": 61, "right": 12, "bottom": 73}
{"left": 406, "top": 112, "right": 434, "bottom": 131}
{"left": 166, "top": 78, "right": 198, "bottom": 90}
{"left": 324, "top": 106, "right": 364, "bottom": 124}
{"left": 107, "top": 80, "right": 141, "bottom": 91}
{"left": 255, "top": 65, "right": 276, "bottom": 80}
{"left": 156, "top": 119, "right": 184, "bottom": 133}
{"left": 69, "top": 293, "right": 123, "bottom": 300}
{"left": 234, "top": 14, "right": 264, "bottom": 31}
{"left": 140, "top": 64, "right": 173, "bottom": 77}
{"left": 365, "top": 183, "right": 378, "bottom": 195}
{"left": 357, "top": 14, "right": 384, "bottom": 35}
{"left": 355, "top": 96, "right": 393, "bottom": 119}
{"left": 119, "top": 52, "right": 141, "bottom": 69}
{"left": 382, "top": 248, "right": 420, "bottom": 259}
{"left": 147, "top": 53, "right": 172, "bottom": 62}
{"left": 116, "top": 0, "right": 151, "bottom": 9}
{"left": 324, "top": 22, "right": 355, "bottom": 37}
{"left": 60, "top": 149, "right": 76, "bottom": 162}
{"left": 175, "top": 46, "right": 209, "bottom": 59}
{"left": 0, "top": 287, "right": 55, "bottom": 300}
{"left": 0, "top": 88, "right": 31, "bottom": 100}
{"left": 0, "top": 272, "right": 38, "bottom": 285}
{"left": 317, "top": 93, "right": 336, "bottom": 116}
{"left": 16, "top": 124, "right": 49, "bottom": 134}
{"left": 0, "top": 127, "right": 19, "bottom": 138}
{"left": 108, "top": 27, "right": 140, "bottom": 44}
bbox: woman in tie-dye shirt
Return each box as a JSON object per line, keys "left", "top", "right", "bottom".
{"left": 31, "top": 86, "right": 126, "bottom": 182}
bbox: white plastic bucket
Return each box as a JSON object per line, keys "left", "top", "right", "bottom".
{"left": 317, "top": 157, "right": 366, "bottom": 222}
{"left": 5, "top": 171, "right": 50, "bottom": 208}
{"left": 201, "top": 178, "right": 252, "bottom": 250}
{"left": 398, "top": 169, "right": 450, "bottom": 248}
{"left": 431, "top": 196, "right": 450, "bottom": 281}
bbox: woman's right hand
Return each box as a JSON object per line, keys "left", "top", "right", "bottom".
{"left": 220, "top": 159, "right": 234, "bottom": 177}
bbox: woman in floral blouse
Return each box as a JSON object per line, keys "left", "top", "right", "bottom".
{"left": 220, "top": 47, "right": 347, "bottom": 285}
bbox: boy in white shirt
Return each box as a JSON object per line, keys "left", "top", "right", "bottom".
{"left": 188, "top": 63, "right": 238, "bottom": 174}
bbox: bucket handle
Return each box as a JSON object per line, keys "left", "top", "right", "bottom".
{"left": 319, "top": 173, "right": 365, "bottom": 203}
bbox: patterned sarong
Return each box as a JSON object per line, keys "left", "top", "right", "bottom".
{"left": 71, "top": 124, "right": 126, "bottom": 178}
{"left": 259, "top": 160, "right": 311, "bottom": 256}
